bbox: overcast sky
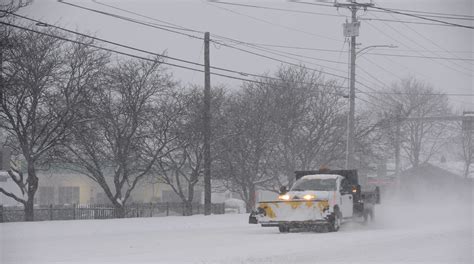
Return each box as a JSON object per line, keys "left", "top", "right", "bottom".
{"left": 17, "top": 0, "right": 473, "bottom": 111}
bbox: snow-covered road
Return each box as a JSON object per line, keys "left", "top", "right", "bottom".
{"left": 1, "top": 202, "right": 472, "bottom": 264}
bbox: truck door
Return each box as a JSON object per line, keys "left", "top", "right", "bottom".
{"left": 340, "top": 178, "right": 353, "bottom": 218}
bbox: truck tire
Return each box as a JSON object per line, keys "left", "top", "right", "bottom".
{"left": 279, "top": 225, "right": 290, "bottom": 233}
{"left": 363, "top": 210, "right": 369, "bottom": 223}
{"left": 363, "top": 207, "right": 375, "bottom": 223}
{"left": 329, "top": 208, "right": 341, "bottom": 232}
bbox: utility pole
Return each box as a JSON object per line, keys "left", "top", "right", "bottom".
{"left": 395, "top": 104, "right": 402, "bottom": 175}
{"left": 347, "top": 6, "right": 357, "bottom": 170}
{"left": 0, "top": 39, "right": 4, "bottom": 105}
{"left": 336, "top": 1, "right": 373, "bottom": 169}
{"left": 203, "top": 32, "right": 212, "bottom": 215}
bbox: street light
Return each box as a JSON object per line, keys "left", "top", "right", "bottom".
{"left": 356, "top": 44, "right": 397, "bottom": 56}
{"left": 35, "top": 22, "right": 49, "bottom": 27}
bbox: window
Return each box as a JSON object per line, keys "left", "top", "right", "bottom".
{"left": 340, "top": 179, "right": 351, "bottom": 193}
{"left": 58, "top": 186, "right": 80, "bottom": 205}
{"left": 291, "top": 178, "right": 337, "bottom": 191}
{"left": 39, "top": 186, "right": 54, "bottom": 205}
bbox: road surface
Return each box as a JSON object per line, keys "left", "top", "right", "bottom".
{"left": 1, "top": 201, "right": 472, "bottom": 263}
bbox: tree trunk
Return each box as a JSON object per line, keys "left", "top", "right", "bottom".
{"left": 184, "top": 185, "right": 195, "bottom": 216}
{"left": 184, "top": 201, "right": 193, "bottom": 216}
{"left": 285, "top": 166, "right": 295, "bottom": 187}
{"left": 246, "top": 184, "right": 256, "bottom": 213}
{"left": 24, "top": 199, "right": 34, "bottom": 221}
{"left": 114, "top": 204, "right": 126, "bottom": 218}
{"left": 464, "top": 162, "right": 470, "bottom": 179}
{"left": 24, "top": 161, "right": 38, "bottom": 222}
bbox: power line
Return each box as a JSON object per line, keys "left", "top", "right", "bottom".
{"left": 91, "top": 0, "right": 203, "bottom": 33}
{"left": 366, "top": 48, "right": 474, "bottom": 54}
{"left": 65, "top": 0, "right": 399, "bottom": 96}
{"left": 6, "top": 12, "right": 266, "bottom": 80}
{"left": 214, "top": 0, "right": 473, "bottom": 22}
{"left": 371, "top": 8, "right": 474, "bottom": 21}
{"left": 88, "top": 0, "right": 352, "bottom": 68}
{"left": 384, "top": 12, "right": 474, "bottom": 70}
{"left": 211, "top": 35, "right": 349, "bottom": 72}
{"left": 364, "top": 19, "right": 473, "bottom": 77}
{"left": 355, "top": 95, "right": 387, "bottom": 110}
{"left": 357, "top": 90, "right": 474, "bottom": 96}
{"left": 57, "top": 1, "right": 351, "bottom": 81}
{"left": 208, "top": 1, "right": 343, "bottom": 17}
{"left": 14, "top": 16, "right": 463, "bottom": 105}
{"left": 1, "top": 20, "right": 351, "bottom": 94}
{"left": 368, "top": 6, "right": 474, "bottom": 30}
{"left": 89, "top": 0, "right": 349, "bottom": 68}
{"left": 211, "top": 35, "right": 347, "bottom": 65}
{"left": 212, "top": 41, "right": 474, "bottom": 55}
{"left": 377, "top": 6, "right": 474, "bottom": 20}
{"left": 365, "top": 52, "right": 474, "bottom": 62}
{"left": 205, "top": 0, "right": 343, "bottom": 42}
{"left": 295, "top": 0, "right": 474, "bottom": 20}
{"left": 211, "top": 35, "right": 406, "bottom": 99}
{"left": 55, "top": 0, "right": 473, "bottom": 97}
{"left": 293, "top": 1, "right": 474, "bottom": 28}
{"left": 368, "top": 50, "right": 433, "bottom": 81}
{"left": 89, "top": 0, "right": 350, "bottom": 55}
{"left": 294, "top": 1, "right": 335, "bottom": 9}
{"left": 212, "top": 38, "right": 350, "bottom": 80}
{"left": 371, "top": 12, "right": 474, "bottom": 75}
{"left": 5, "top": 10, "right": 471, "bottom": 121}
{"left": 348, "top": 2, "right": 474, "bottom": 21}
{"left": 83, "top": 0, "right": 474, "bottom": 61}
{"left": 360, "top": 56, "right": 404, "bottom": 82}
{"left": 237, "top": 43, "right": 347, "bottom": 53}
{"left": 358, "top": 17, "right": 460, "bottom": 27}
{"left": 57, "top": 0, "right": 204, "bottom": 40}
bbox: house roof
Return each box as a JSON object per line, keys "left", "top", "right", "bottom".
{"left": 398, "top": 163, "right": 462, "bottom": 180}
{"left": 437, "top": 161, "right": 473, "bottom": 179}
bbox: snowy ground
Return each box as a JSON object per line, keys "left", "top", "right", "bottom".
{"left": 1, "top": 200, "right": 473, "bottom": 264}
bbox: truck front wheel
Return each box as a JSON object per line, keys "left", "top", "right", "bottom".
{"left": 279, "top": 225, "right": 290, "bottom": 233}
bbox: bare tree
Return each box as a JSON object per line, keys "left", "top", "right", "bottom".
{"left": 0, "top": 27, "right": 107, "bottom": 221}
{"left": 214, "top": 81, "right": 279, "bottom": 212}
{"left": 213, "top": 66, "right": 349, "bottom": 211}
{"left": 0, "top": 0, "right": 32, "bottom": 17}
{"left": 369, "top": 77, "right": 451, "bottom": 168}
{"left": 152, "top": 86, "right": 225, "bottom": 215}
{"left": 457, "top": 121, "right": 473, "bottom": 178}
{"left": 267, "top": 66, "right": 347, "bottom": 186}
{"left": 57, "top": 57, "right": 180, "bottom": 217}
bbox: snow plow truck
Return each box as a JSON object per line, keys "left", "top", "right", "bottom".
{"left": 249, "top": 169, "right": 380, "bottom": 232}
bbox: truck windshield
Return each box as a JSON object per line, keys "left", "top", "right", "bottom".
{"left": 291, "top": 178, "right": 337, "bottom": 191}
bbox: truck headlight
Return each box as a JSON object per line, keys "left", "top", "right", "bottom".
{"left": 303, "top": 194, "right": 315, "bottom": 200}
{"left": 278, "top": 194, "right": 290, "bottom": 200}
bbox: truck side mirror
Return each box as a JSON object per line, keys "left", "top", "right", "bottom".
{"left": 279, "top": 186, "right": 288, "bottom": 194}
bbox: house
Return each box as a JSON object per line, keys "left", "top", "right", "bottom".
{"left": 396, "top": 163, "right": 472, "bottom": 201}
{"left": 1, "top": 168, "right": 238, "bottom": 207}
{"left": 0, "top": 168, "right": 167, "bottom": 206}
